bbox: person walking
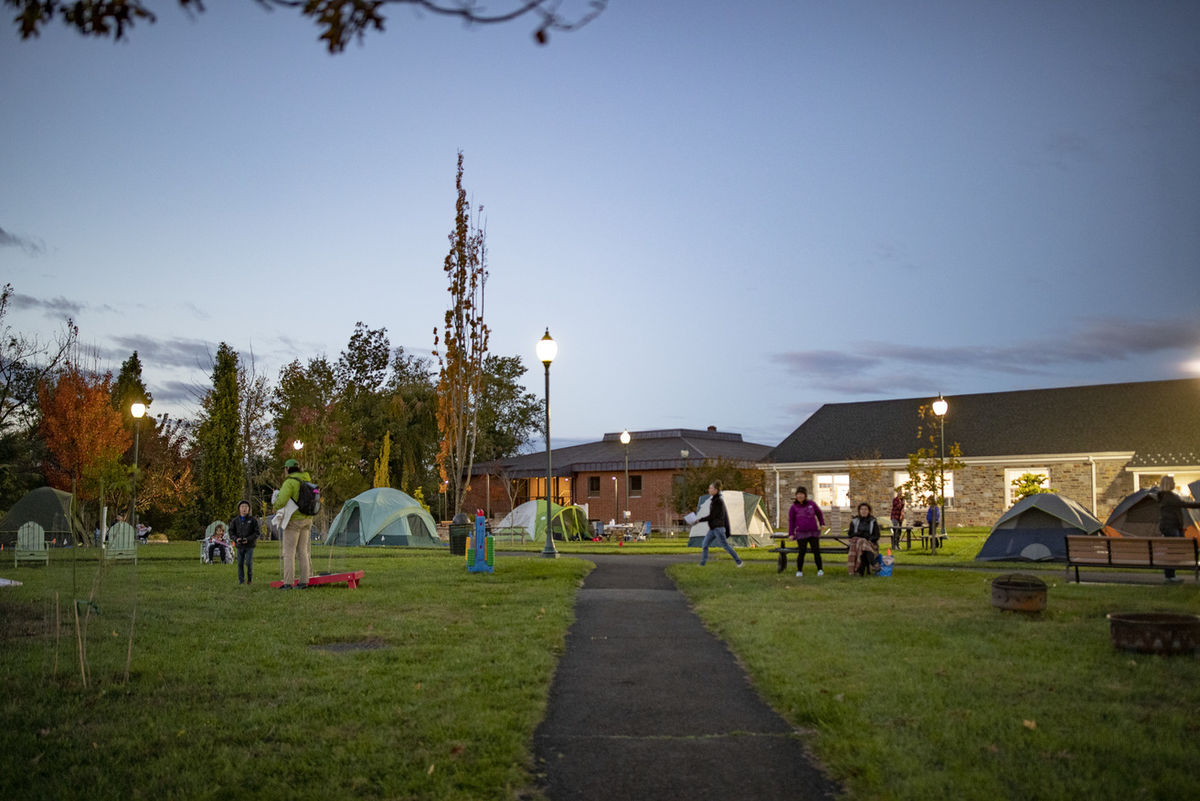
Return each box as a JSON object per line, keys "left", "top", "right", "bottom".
{"left": 846, "top": 502, "right": 881, "bottom": 576}
{"left": 788, "top": 486, "right": 825, "bottom": 577}
{"left": 229, "top": 500, "right": 261, "bottom": 586}
{"left": 1157, "top": 476, "right": 1200, "bottom": 583}
{"left": 697, "top": 481, "right": 745, "bottom": 567}
{"left": 273, "top": 458, "right": 315, "bottom": 589}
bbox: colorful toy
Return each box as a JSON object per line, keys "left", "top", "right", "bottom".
{"left": 466, "top": 510, "right": 494, "bottom": 574}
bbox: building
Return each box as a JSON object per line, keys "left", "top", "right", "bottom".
{"left": 760, "top": 378, "right": 1200, "bottom": 531}
{"left": 464, "top": 427, "right": 772, "bottom": 529}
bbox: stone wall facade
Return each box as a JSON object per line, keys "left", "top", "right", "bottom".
{"left": 762, "top": 457, "right": 1137, "bottom": 532}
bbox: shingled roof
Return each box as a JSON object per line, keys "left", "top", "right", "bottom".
{"left": 765, "top": 378, "right": 1200, "bottom": 464}
{"left": 474, "top": 428, "right": 772, "bottom": 478}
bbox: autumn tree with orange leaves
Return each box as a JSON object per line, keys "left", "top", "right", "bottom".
{"left": 39, "top": 366, "right": 130, "bottom": 544}
{"left": 433, "top": 151, "right": 490, "bottom": 519}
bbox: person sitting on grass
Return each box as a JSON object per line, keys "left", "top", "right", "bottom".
{"left": 846, "top": 502, "right": 881, "bottom": 576}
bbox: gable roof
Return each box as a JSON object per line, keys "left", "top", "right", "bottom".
{"left": 474, "top": 428, "right": 772, "bottom": 479}
{"left": 765, "top": 378, "right": 1200, "bottom": 464}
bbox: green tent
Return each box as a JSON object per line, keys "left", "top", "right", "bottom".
{"left": 325, "top": 488, "right": 441, "bottom": 547}
{"left": 494, "top": 500, "right": 590, "bottom": 542}
{"left": 0, "top": 487, "right": 85, "bottom": 546}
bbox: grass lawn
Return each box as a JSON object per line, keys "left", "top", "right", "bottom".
{"left": 0, "top": 543, "right": 590, "bottom": 801}
{"left": 669, "top": 557, "right": 1200, "bottom": 801}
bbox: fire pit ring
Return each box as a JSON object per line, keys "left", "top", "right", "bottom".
{"left": 1107, "top": 612, "right": 1200, "bottom": 656}
{"left": 990, "top": 573, "right": 1047, "bottom": 613}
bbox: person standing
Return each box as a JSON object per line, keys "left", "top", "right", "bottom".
{"left": 788, "top": 486, "right": 825, "bottom": 577}
{"left": 1157, "top": 476, "right": 1200, "bottom": 583}
{"left": 846, "top": 502, "right": 881, "bottom": 576}
{"left": 229, "top": 500, "right": 261, "bottom": 586}
{"left": 697, "top": 481, "right": 745, "bottom": 567}
{"left": 890, "top": 487, "right": 906, "bottom": 542}
{"left": 925, "top": 497, "right": 940, "bottom": 542}
{"left": 273, "top": 458, "right": 315, "bottom": 589}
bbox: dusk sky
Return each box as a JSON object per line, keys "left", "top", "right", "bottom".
{"left": 3, "top": 1, "right": 1199, "bottom": 450}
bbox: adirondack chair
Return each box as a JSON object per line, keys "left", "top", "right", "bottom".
{"left": 105, "top": 521, "right": 138, "bottom": 564}
{"left": 15, "top": 521, "right": 49, "bottom": 567}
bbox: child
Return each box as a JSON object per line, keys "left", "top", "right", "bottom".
{"left": 788, "top": 486, "right": 825, "bottom": 577}
{"left": 229, "top": 500, "right": 261, "bottom": 585}
{"left": 208, "top": 525, "right": 230, "bottom": 564}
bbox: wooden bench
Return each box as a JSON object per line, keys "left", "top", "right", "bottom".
{"left": 1064, "top": 535, "right": 1199, "bottom": 583}
{"left": 770, "top": 533, "right": 850, "bottom": 572}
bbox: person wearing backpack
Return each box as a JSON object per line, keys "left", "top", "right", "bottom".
{"left": 273, "top": 458, "right": 316, "bottom": 589}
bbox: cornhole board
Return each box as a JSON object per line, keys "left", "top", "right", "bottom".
{"left": 270, "top": 570, "right": 364, "bottom": 589}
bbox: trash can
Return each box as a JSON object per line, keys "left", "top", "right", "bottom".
{"left": 449, "top": 524, "right": 471, "bottom": 556}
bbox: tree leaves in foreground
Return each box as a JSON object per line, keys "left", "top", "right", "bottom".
{"left": 7, "top": 0, "right": 608, "bottom": 53}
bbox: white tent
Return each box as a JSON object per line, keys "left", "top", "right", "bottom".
{"left": 687, "top": 492, "right": 774, "bottom": 547}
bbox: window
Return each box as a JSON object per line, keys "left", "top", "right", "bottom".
{"left": 1005, "top": 468, "right": 1050, "bottom": 508}
{"left": 894, "top": 470, "right": 956, "bottom": 508}
{"left": 630, "top": 475, "right": 642, "bottom": 497}
{"left": 588, "top": 476, "right": 600, "bottom": 497}
{"left": 815, "top": 474, "right": 850, "bottom": 509}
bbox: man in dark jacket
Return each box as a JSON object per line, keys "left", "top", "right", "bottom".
{"left": 697, "top": 481, "right": 744, "bottom": 568}
{"left": 1158, "top": 476, "right": 1200, "bottom": 583}
{"left": 229, "top": 500, "right": 260, "bottom": 585}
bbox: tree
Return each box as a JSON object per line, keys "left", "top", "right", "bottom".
{"left": 384, "top": 346, "right": 440, "bottom": 500}
{"left": 237, "top": 350, "right": 274, "bottom": 509}
{"left": 901, "top": 403, "right": 965, "bottom": 511}
{"left": 38, "top": 365, "right": 130, "bottom": 544}
{"left": 1011, "top": 472, "right": 1056, "bottom": 502}
{"left": 8, "top": 0, "right": 609, "bottom": 54}
{"left": 193, "top": 343, "right": 242, "bottom": 521}
{"left": 111, "top": 350, "right": 152, "bottom": 420}
{"left": 667, "top": 457, "right": 764, "bottom": 516}
{"left": 373, "top": 430, "right": 391, "bottom": 488}
{"left": 0, "top": 282, "right": 78, "bottom": 438}
{"left": 474, "top": 354, "right": 542, "bottom": 463}
{"left": 433, "top": 151, "right": 490, "bottom": 519}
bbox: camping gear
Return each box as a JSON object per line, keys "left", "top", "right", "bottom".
{"left": 687, "top": 492, "right": 775, "bottom": 547}
{"left": 0, "top": 487, "right": 86, "bottom": 546}
{"left": 975, "top": 493, "right": 1104, "bottom": 562}
{"left": 325, "top": 488, "right": 439, "bottom": 547}
{"left": 878, "top": 549, "right": 894, "bottom": 577}
{"left": 494, "top": 500, "right": 590, "bottom": 542}
{"left": 1104, "top": 487, "right": 1200, "bottom": 538}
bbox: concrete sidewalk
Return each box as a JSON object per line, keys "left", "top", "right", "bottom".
{"left": 532, "top": 554, "right": 840, "bottom": 801}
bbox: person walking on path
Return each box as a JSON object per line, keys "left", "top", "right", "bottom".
{"left": 697, "top": 481, "right": 744, "bottom": 567}
{"left": 273, "top": 458, "right": 315, "bottom": 589}
{"left": 1158, "top": 476, "right": 1200, "bottom": 583}
{"left": 229, "top": 500, "right": 260, "bottom": 585}
{"left": 789, "top": 486, "right": 825, "bottom": 577}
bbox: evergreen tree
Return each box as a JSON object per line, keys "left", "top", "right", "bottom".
{"left": 194, "top": 343, "right": 242, "bottom": 522}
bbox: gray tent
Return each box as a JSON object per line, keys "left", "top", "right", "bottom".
{"left": 0, "top": 487, "right": 85, "bottom": 546}
{"left": 976, "top": 493, "right": 1104, "bottom": 562}
{"left": 325, "top": 488, "right": 441, "bottom": 547}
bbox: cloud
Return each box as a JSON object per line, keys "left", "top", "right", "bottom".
{"left": 100, "top": 336, "right": 217, "bottom": 370}
{"left": 153, "top": 380, "right": 202, "bottom": 405}
{"left": 772, "top": 317, "right": 1200, "bottom": 397}
{"left": 8, "top": 292, "right": 83, "bottom": 319}
{"left": 0, "top": 226, "right": 45, "bottom": 255}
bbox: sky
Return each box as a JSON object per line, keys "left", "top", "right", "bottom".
{"left": 3, "top": 0, "right": 1199, "bottom": 450}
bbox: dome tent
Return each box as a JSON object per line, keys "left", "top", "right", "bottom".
{"left": 687, "top": 491, "right": 774, "bottom": 547}
{"left": 325, "top": 488, "right": 440, "bottom": 547}
{"left": 975, "top": 493, "right": 1104, "bottom": 562}
{"left": 0, "top": 487, "right": 85, "bottom": 546}
{"left": 1103, "top": 487, "right": 1200, "bottom": 539}
{"left": 494, "top": 500, "right": 590, "bottom": 542}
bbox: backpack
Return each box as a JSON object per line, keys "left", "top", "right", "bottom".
{"left": 295, "top": 481, "right": 322, "bottom": 515}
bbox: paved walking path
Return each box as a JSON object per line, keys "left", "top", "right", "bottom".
{"left": 532, "top": 554, "right": 840, "bottom": 801}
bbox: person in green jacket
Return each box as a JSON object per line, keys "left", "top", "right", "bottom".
{"left": 273, "top": 458, "right": 314, "bottom": 589}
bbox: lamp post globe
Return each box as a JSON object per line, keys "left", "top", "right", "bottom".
{"left": 932, "top": 395, "right": 948, "bottom": 542}
{"left": 538, "top": 329, "right": 558, "bottom": 558}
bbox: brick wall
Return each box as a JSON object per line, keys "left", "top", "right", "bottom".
{"left": 571, "top": 469, "right": 681, "bottom": 529}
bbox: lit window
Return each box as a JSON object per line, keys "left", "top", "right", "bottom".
{"left": 1005, "top": 468, "right": 1050, "bottom": 508}
{"left": 815, "top": 474, "right": 850, "bottom": 509}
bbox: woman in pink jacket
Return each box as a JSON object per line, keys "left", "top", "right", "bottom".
{"left": 788, "top": 486, "right": 825, "bottom": 577}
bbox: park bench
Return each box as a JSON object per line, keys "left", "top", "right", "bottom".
{"left": 1064, "top": 535, "right": 1199, "bottom": 583}
{"left": 770, "top": 532, "right": 850, "bottom": 572}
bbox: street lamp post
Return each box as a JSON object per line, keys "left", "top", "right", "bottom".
{"left": 130, "top": 402, "right": 147, "bottom": 529}
{"left": 931, "top": 394, "right": 948, "bottom": 547}
{"left": 536, "top": 329, "right": 558, "bottom": 558}
{"left": 620, "top": 430, "right": 631, "bottom": 523}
